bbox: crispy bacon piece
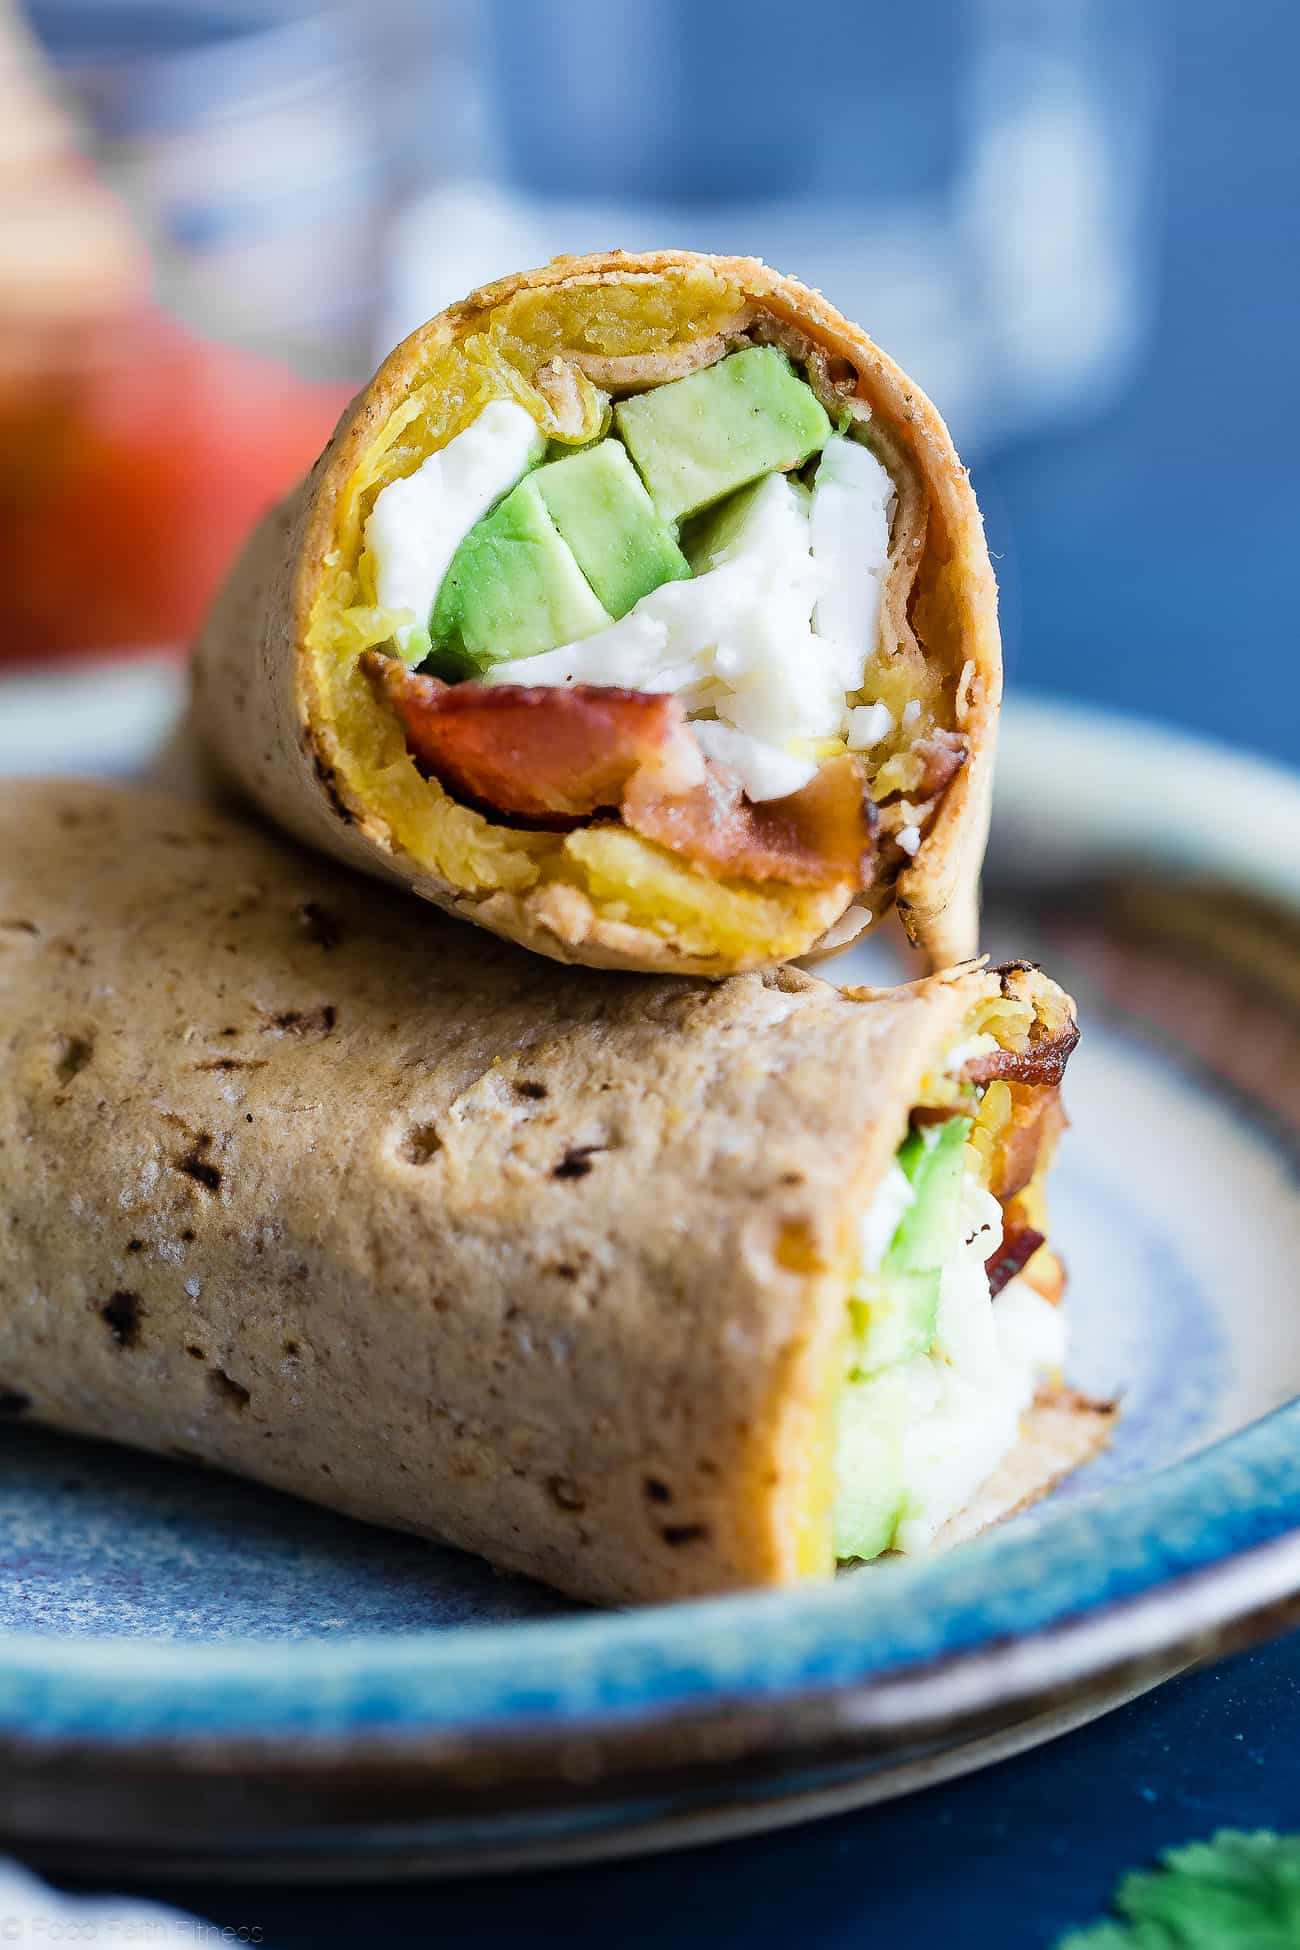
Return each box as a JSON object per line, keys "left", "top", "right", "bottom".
{"left": 964, "top": 1018, "right": 1081, "bottom": 1090}
{"left": 986, "top": 1221, "right": 1046, "bottom": 1298}
{"left": 623, "top": 751, "right": 873, "bottom": 890}
{"left": 910, "top": 728, "right": 969, "bottom": 800}
{"left": 364, "top": 655, "right": 875, "bottom": 890}
{"left": 1019, "top": 1241, "right": 1066, "bottom": 1305}
{"left": 363, "top": 654, "right": 700, "bottom": 824}
{"left": 990, "top": 1083, "right": 1066, "bottom": 1202}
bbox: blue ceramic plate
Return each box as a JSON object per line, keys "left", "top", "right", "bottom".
{"left": 0, "top": 667, "right": 1298, "bottom": 1877}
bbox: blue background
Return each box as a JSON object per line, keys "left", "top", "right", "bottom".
{"left": 977, "top": 0, "right": 1298, "bottom": 768}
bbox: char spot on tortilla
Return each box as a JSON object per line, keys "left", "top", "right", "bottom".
{"left": 260, "top": 1004, "right": 337, "bottom": 1039}
{"left": 660, "top": 1523, "right": 710, "bottom": 1547}
{"left": 513, "top": 1079, "right": 549, "bottom": 1101}
{"left": 125, "top": 1238, "right": 144, "bottom": 1255}
{"left": 186, "top": 1344, "right": 205, "bottom": 1360}
{"left": 643, "top": 1477, "right": 673, "bottom": 1505}
{"left": 99, "top": 1290, "right": 142, "bottom": 1349}
{"left": 397, "top": 1122, "right": 443, "bottom": 1166}
{"left": 174, "top": 1136, "right": 222, "bottom": 1194}
{"left": 282, "top": 1340, "right": 302, "bottom": 1359}
{"left": 0, "top": 918, "right": 38, "bottom": 935}
{"left": 553, "top": 1144, "right": 605, "bottom": 1181}
{"left": 0, "top": 1389, "right": 31, "bottom": 1416}
{"left": 312, "top": 751, "right": 356, "bottom": 826}
{"left": 208, "top": 1368, "right": 250, "bottom": 1412}
{"left": 192, "top": 1056, "right": 268, "bottom": 1073}
{"left": 297, "top": 901, "right": 343, "bottom": 950}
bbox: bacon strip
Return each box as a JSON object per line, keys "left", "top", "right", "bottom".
{"left": 990, "top": 1084, "right": 1065, "bottom": 1203}
{"left": 910, "top": 728, "right": 969, "bottom": 800}
{"left": 364, "top": 655, "right": 874, "bottom": 890}
{"left": 986, "top": 1222, "right": 1046, "bottom": 1298}
{"left": 964, "top": 1019, "right": 1081, "bottom": 1090}
{"left": 363, "top": 654, "right": 700, "bottom": 824}
{"left": 623, "top": 751, "right": 873, "bottom": 889}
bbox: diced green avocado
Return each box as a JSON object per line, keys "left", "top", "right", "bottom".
{"left": 428, "top": 475, "right": 612, "bottom": 676}
{"left": 851, "top": 1117, "right": 971, "bottom": 1376}
{"left": 832, "top": 1371, "right": 906, "bottom": 1562}
{"left": 889, "top": 1118, "right": 970, "bottom": 1271}
{"left": 534, "top": 438, "right": 690, "bottom": 619}
{"left": 850, "top": 1268, "right": 941, "bottom": 1377}
{"left": 613, "top": 346, "right": 831, "bottom": 523}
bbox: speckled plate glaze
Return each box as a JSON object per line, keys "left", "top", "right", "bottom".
{"left": 0, "top": 668, "right": 1298, "bottom": 1878}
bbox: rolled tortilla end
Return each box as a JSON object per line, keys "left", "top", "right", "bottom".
{"left": 0, "top": 783, "right": 1106, "bottom": 1605}
{"left": 191, "top": 249, "right": 1000, "bottom": 978}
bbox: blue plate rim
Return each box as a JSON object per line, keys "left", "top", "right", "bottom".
{"left": 4, "top": 1387, "right": 1300, "bottom": 1750}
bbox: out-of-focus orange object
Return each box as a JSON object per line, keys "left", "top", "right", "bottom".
{"left": 0, "top": 3, "right": 349, "bottom": 664}
{"left": 0, "top": 308, "right": 349, "bottom": 662}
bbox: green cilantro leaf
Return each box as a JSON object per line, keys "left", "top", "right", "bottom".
{"left": 1056, "top": 1831, "right": 1300, "bottom": 1947}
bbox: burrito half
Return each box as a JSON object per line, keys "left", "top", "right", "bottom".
{"left": 193, "top": 250, "right": 1000, "bottom": 977}
{"left": 0, "top": 782, "right": 1107, "bottom": 1604}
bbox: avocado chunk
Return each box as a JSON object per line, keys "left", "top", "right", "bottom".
{"left": 889, "top": 1117, "right": 971, "bottom": 1271}
{"left": 428, "top": 475, "right": 612, "bottom": 676}
{"left": 851, "top": 1117, "right": 972, "bottom": 1376}
{"left": 832, "top": 1369, "right": 907, "bottom": 1562}
{"left": 534, "top": 438, "right": 690, "bottom": 619}
{"left": 613, "top": 346, "right": 831, "bottom": 523}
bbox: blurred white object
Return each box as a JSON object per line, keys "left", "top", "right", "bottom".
{"left": 31, "top": 0, "right": 411, "bottom": 378}
{"left": 0, "top": 1858, "right": 201, "bottom": 1942}
{"left": 381, "top": 0, "right": 1156, "bottom": 458}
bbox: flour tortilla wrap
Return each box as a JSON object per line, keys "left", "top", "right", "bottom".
{"left": 0, "top": 783, "right": 1104, "bottom": 1605}
{"left": 191, "top": 249, "right": 999, "bottom": 978}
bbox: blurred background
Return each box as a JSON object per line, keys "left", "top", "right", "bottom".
{"left": 0, "top": 0, "right": 1295, "bottom": 765}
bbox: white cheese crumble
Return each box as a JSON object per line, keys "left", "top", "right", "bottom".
{"left": 690, "top": 720, "right": 813, "bottom": 802}
{"left": 364, "top": 400, "right": 545, "bottom": 658}
{"left": 897, "top": 823, "right": 921, "bottom": 856}
{"left": 810, "top": 431, "right": 896, "bottom": 662}
{"left": 846, "top": 700, "right": 895, "bottom": 750}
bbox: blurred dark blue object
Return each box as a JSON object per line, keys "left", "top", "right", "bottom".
{"left": 490, "top": 0, "right": 967, "bottom": 203}
{"left": 972, "top": 2, "right": 1299, "bottom": 769}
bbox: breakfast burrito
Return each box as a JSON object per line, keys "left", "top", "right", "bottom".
{"left": 192, "top": 249, "right": 1000, "bottom": 978}
{"left": 0, "top": 782, "right": 1107, "bottom": 1605}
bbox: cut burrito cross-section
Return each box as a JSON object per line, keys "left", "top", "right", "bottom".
{"left": 193, "top": 249, "right": 1001, "bottom": 978}
{"left": 0, "top": 782, "right": 1109, "bottom": 1605}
